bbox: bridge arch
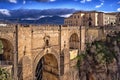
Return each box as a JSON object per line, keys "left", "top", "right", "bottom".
{"left": 0, "top": 38, "right": 14, "bottom": 64}
{"left": 35, "top": 53, "right": 59, "bottom": 80}
{"left": 69, "top": 33, "right": 79, "bottom": 49}
{"left": 33, "top": 48, "right": 59, "bottom": 80}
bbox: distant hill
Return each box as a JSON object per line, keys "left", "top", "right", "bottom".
{"left": 36, "top": 16, "right": 64, "bottom": 24}
{"left": 3, "top": 16, "right": 65, "bottom": 25}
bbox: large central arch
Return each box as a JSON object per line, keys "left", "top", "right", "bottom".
{"left": 35, "top": 54, "right": 59, "bottom": 80}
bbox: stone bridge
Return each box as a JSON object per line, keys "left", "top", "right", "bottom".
{"left": 0, "top": 24, "right": 120, "bottom": 80}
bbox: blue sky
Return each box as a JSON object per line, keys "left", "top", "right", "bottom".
{"left": 0, "top": 0, "right": 119, "bottom": 12}
{"left": 0, "top": 0, "right": 119, "bottom": 20}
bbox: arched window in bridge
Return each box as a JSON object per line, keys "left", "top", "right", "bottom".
{"left": 69, "top": 33, "right": 79, "bottom": 49}
{"left": 46, "top": 39, "right": 49, "bottom": 46}
{"left": 43, "top": 35, "right": 50, "bottom": 47}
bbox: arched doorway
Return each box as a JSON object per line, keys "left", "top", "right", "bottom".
{"left": 0, "top": 38, "right": 13, "bottom": 65}
{"left": 35, "top": 54, "right": 59, "bottom": 80}
{"left": 69, "top": 33, "right": 79, "bottom": 49}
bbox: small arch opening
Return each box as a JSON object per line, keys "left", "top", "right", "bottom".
{"left": 46, "top": 39, "right": 49, "bottom": 46}
{"left": 69, "top": 33, "right": 79, "bottom": 49}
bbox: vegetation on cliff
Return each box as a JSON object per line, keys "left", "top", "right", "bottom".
{"left": 77, "top": 31, "right": 120, "bottom": 80}
{"left": 0, "top": 68, "right": 12, "bottom": 80}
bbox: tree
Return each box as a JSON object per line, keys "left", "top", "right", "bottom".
{"left": 0, "top": 68, "right": 12, "bottom": 80}
{"left": 77, "top": 39, "right": 117, "bottom": 80}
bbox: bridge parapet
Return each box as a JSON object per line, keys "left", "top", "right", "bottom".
{"left": 19, "top": 24, "right": 86, "bottom": 31}
{"left": 104, "top": 26, "right": 120, "bottom": 30}
{"left": 61, "top": 26, "right": 79, "bottom": 30}
{"left": 0, "top": 24, "right": 15, "bottom": 32}
{"left": 31, "top": 25, "right": 60, "bottom": 31}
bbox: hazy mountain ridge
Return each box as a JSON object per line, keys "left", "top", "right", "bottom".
{"left": 0, "top": 8, "right": 76, "bottom": 24}
{"left": 2, "top": 16, "right": 65, "bottom": 24}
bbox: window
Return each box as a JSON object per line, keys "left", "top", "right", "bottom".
{"left": 46, "top": 39, "right": 49, "bottom": 46}
{"left": 74, "top": 16, "right": 76, "bottom": 19}
{"left": 69, "top": 33, "right": 79, "bottom": 49}
{"left": 43, "top": 35, "right": 50, "bottom": 47}
{"left": 76, "top": 21, "right": 78, "bottom": 24}
{"left": 97, "top": 21, "right": 99, "bottom": 24}
{"left": 88, "top": 17, "right": 92, "bottom": 21}
{"left": 89, "top": 22, "right": 92, "bottom": 26}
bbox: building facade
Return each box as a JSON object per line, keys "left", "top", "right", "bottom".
{"left": 103, "top": 13, "right": 116, "bottom": 26}
{"left": 64, "top": 11, "right": 117, "bottom": 27}
{"left": 116, "top": 12, "right": 120, "bottom": 26}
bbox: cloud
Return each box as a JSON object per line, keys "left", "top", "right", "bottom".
{"left": 95, "top": 0, "right": 104, "bottom": 8}
{"left": 80, "top": 0, "right": 92, "bottom": 3}
{"left": 60, "top": 14, "right": 72, "bottom": 17}
{"left": 0, "top": 0, "right": 17, "bottom": 3}
{"left": 86, "top": 0, "right": 92, "bottom": 2}
{"left": 50, "top": 0, "right": 56, "bottom": 2}
{"left": 35, "top": 0, "right": 56, "bottom": 2}
{"left": 95, "top": 2, "right": 104, "bottom": 8}
{"left": 0, "top": 9, "right": 11, "bottom": 16}
{"left": 0, "top": 8, "right": 76, "bottom": 19}
{"left": 80, "top": 0, "right": 85, "bottom": 3}
{"left": 117, "top": 8, "right": 120, "bottom": 11}
{"left": 21, "top": 16, "right": 46, "bottom": 20}
{"left": 8, "top": 0, "right": 17, "bottom": 3}
{"left": 100, "top": 0, "right": 104, "bottom": 2}
{"left": 23, "top": 0, "right": 26, "bottom": 4}
{"left": 118, "top": 1, "right": 120, "bottom": 4}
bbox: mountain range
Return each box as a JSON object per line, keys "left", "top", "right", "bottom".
{"left": 1, "top": 16, "right": 65, "bottom": 25}
{"left": 0, "top": 9, "right": 76, "bottom": 24}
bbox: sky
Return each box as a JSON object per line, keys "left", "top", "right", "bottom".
{"left": 0, "top": 0, "right": 119, "bottom": 11}
{"left": 0, "top": 0, "right": 119, "bottom": 20}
